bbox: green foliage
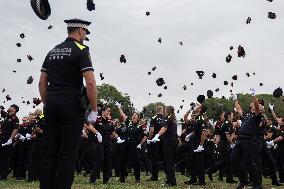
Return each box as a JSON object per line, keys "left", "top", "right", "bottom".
{"left": 142, "top": 102, "right": 166, "bottom": 119}
{"left": 204, "top": 94, "right": 284, "bottom": 121}
{"left": 97, "top": 83, "right": 134, "bottom": 119}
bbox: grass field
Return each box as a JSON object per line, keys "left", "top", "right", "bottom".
{"left": 0, "top": 172, "right": 281, "bottom": 189}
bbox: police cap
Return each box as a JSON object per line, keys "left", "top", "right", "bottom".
{"left": 64, "top": 18, "right": 91, "bottom": 35}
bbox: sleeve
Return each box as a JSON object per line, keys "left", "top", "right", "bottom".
{"left": 214, "top": 126, "right": 220, "bottom": 135}
{"left": 149, "top": 117, "right": 155, "bottom": 128}
{"left": 111, "top": 124, "right": 115, "bottom": 133}
{"left": 223, "top": 123, "right": 230, "bottom": 134}
{"left": 40, "top": 55, "right": 49, "bottom": 73}
{"left": 115, "top": 127, "right": 121, "bottom": 136}
{"left": 141, "top": 127, "right": 147, "bottom": 136}
{"left": 13, "top": 118, "right": 19, "bottom": 130}
{"left": 80, "top": 48, "right": 94, "bottom": 73}
{"left": 163, "top": 117, "right": 169, "bottom": 129}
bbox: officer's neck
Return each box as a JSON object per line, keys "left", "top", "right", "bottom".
{"left": 67, "top": 35, "right": 81, "bottom": 43}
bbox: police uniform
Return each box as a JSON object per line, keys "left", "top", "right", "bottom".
{"left": 40, "top": 19, "right": 93, "bottom": 189}
{"left": 15, "top": 121, "right": 34, "bottom": 179}
{"left": 118, "top": 120, "right": 146, "bottom": 182}
{"left": 89, "top": 116, "right": 115, "bottom": 184}
{"left": 260, "top": 124, "right": 280, "bottom": 185}
{"left": 148, "top": 114, "right": 165, "bottom": 181}
{"left": 207, "top": 120, "right": 234, "bottom": 182}
{"left": 275, "top": 126, "right": 284, "bottom": 182}
{"left": 28, "top": 114, "right": 45, "bottom": 181}
{"left": 0, "top": 113, "right": 19, "bottom": 179}
{"left": 162, "top": 115, "right": 177, "bottom": 186}
{"left": 189, "top": 114, "right": 206, "bottom": 185}
{"left": 231, "top": 112, "right": 262, "bottom": 188}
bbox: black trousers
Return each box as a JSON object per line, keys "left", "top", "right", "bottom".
{"left": 28, "top": 138, "right": 42, "bottom": 181}
{"left": 207, "top": 143, "right": 233, "bottom": 181}
{"left": 16, "top": 140, "right": 33, "bottom": 178}
{"left": 89, "top": 137, "right": 112, "bottom": 183}
{"left": 148, "top": 142, "right": 163, "bottom": 180}
{"left": 163, "top": 137, "right": 177, "bottom": 185}
{"left": 189, "top": 136, "right": 205, "bottom": 184}
{"left": 119, "top": 143, "right": 140, "bottom": 181}
{"left": 175, "top": 141, "right": 192, "bottom": 175}
{"left": 276, "top": 148, "right": 284, "bottom": 181}
{"left": 139, "top": 145, "right": 149, "bottom": 174}
{"left": 0, "top": 145, "right": 13, "bottom": 179}
{"left": 40, "top": 95, "right": 84, "bottom": 189}
{"left": 231, "top": 138, "right": 260, "bottom": 187}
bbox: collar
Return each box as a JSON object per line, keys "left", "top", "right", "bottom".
{"left": 65, "top": 37, "right": 79, "bottom": 43}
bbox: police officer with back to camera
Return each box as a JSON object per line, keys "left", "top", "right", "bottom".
{"left": 147, "top": 106, "right": 165, "bottom": 181}
{"left": 231, "top": 89, "right": 264, "bottom": 189}
{"left": 38, "top": 18, "right": 98, "bottom": 189}
{"left": 151, "top": 105, "right": 177, "bottom": 187}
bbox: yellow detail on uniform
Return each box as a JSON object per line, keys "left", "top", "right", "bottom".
{"left": 39, "top": 114, "right": 44, "bottom": 119}
{"left": 75, "top": 42, "right": 86, "bottom": 50}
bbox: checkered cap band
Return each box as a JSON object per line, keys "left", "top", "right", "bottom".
{"left": 67, "top": 23, "right": 89, "bottom": 30}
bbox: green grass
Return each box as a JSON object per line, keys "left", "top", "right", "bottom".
{"left": 0, "top": 172, "right": 281, "bottom": 189}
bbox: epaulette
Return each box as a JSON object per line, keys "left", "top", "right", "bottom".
{"left": 152, "top": 115, "right": 157, "bottom": 119}
{"left": 74, "top": 41, "right": 87, "bottom": 51}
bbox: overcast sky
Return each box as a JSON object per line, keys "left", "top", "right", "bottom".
{"left": 0, "top": 0, "right": 283, "bottom": 119}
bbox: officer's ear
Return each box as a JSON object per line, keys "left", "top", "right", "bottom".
{"left": 78, "top": 28, "right": 85, "bottom": 36}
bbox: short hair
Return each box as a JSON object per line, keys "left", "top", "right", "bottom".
{"left": 67, "top": 27, "right": 80, "bottom": 34}
{"left": 156, "top": 106, "right": 163, "bottom": 113}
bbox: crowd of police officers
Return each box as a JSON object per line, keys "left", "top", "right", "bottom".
{"left": 1, "top": 19, "right": 284, "bottom": 189}
{"left": 1, "top": 93, "right": 284, "bottom": 189}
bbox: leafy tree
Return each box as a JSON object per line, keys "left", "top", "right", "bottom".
{"left": 97, "top": 83, "right": 134, "bottom": 119}
{"left": 142, "top": 102, "right": 166, "bottom": 119}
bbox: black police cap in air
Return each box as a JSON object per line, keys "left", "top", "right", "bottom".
{"left": 207, "top": 90, "right": 213, "bottom": 98}
{"left": 27, "top": 76, "right": 34, "bottom": 84}
{"left": 268, "top": 12, "right": 276, "bottom": 19}
{"left": 273, "top": 87, "right": 283, "bottom": 98}
{"left": 87, "top": 0, "right": 95, "bottom": 11}
{"left": 196, "top": 71, "right": 205, "bottom": 79}
{"left": 120, "top": 55, "right": 126, "bottom": 63}
{"left": 197, "top": 95, "right": 206, "bottom": 104}
{"left": 226, "top": 54, "right": 232, "bottom": 63}
{"left": 156, "top": 78, "right": 165, "bottom": 86}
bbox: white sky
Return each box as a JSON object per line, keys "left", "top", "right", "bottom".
{"left": 0, "top": 0, "right": 283, "bottom": 119}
